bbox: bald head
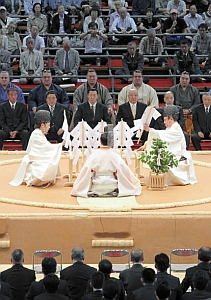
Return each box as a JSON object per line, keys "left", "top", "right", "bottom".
{"left": 164, "top": 91, "right": 174, "bottom": 105}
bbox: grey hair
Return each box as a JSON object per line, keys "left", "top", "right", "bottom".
{"left": 147, "top": 28, "right": 156, "bottom": 37}
{"left": 163, "top": 105, "right": 179, "bottom": 121}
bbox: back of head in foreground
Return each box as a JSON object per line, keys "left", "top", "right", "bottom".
{"left": 163, "top": 106, "right": 179, "bottom": 122}
{"left": 103, "top": 279, "right": 119, "bottom": 300}
{"left": 156, "top": 280, "right": 171, "bottom": 300}
{"left": 11, "top": 249, "right": 24, "bottom": 264}
{"left": 34, "top": 110, "right": 51, "bottom": 129}
{"left": 42, "top": 257, "right": 57, "bottom": 275}
{"left": 43, "top": 273, "right": 60, "bottom": 293}
{"left": 71, "top": 247, "right": 85, "bottom": 262}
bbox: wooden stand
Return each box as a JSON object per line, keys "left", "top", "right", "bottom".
{"left": 148, "top": 172, "right": 166, "bottom": 190}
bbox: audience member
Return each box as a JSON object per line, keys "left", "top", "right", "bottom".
{"left": 0, "top": 249, "right": 36, "bottom": 300}
{"left": 0, "top": 38, "right": 11, "bottom": 72}
{"left": 0, "top": 281, "right": 13, "bottom": 299}
{"left": 27, "top": 3, "right": 48, "bottom": 34}
{"left": 51, "top": 4, "right": 72, "bottom": 47}
{"left": 132, "top": 0, "right": 155, "bottom": 15}
{"left": 139, "top": 28, "right": 164, "bottom": 65}
{"left": 118, "top": 70, "right": 159, "bottom": 107}
{"left": 132, "top": 268, "right": 157, "bottom": 300}
{"left": 174, "top": 40, "right": 202, "bottom": 82}
{"left": 10, "top": 110, "right": 65, "bottom": 187}
{"left": 77, "top": 4, "right": 91, "bottom": 33}
{"left": 82, "top": 271, "right": 104, "bottom": 300}
{"left": 192, "top": 93, "right": 211, "bottom": 151}
{"left": 190, "top": 23, "right": 211, "bottom": 63}
{"left": 6, "top": 22, "right": 21, "bottom": 64}
{"left": 193, "top": 0, "right": 211, "bottom": 14}
{"left": 170, "top": 71, "right": 201, "bottom": 136}
{"left": 54, "top": 39, "right": 80, "bottom": 85}
{"left": 45, "top": 5, "right": 53, "bottom": 33}
{"left": 36, "top": 90, "right": 71, "bottom": 143}
{"left": 157, "top": 91, "right": 190, "bottom": 149}
{"left": 24, "top": 0, "right": 41, "bottom": 15}
{"left": 156, "top": 280, "right": 171, "bottom": 300}
{"left": 115, "top": 41, "right": 144, "bottom": 84}
{"left": 202, "top": 4, "right": 211, "bottom": 32}
{"left": 60, "top": 247, "right": 97, "bottom": 300}
{"left": 83, "top": 7, "right": 105, "bottom": 33}
{"left": 0, "top": 23, "right": 8, "bottom": 50}
{"left": 80, "top": 22, "right": 108, "bottom": 65}
{"left": 119, "top": 248, "right": 144, "bottom": 300}
{"left": 74, "top": 88, "right": 111, "bottom": 128}
{"left": 5, "top": 0, "right": 22, "bottom": 14}
{"left": 154, "top": 253, "right": 182, "bottom": 300}
{"left": 25, "top": 257, "right": 71, "bottom": 300}
{"left": 0, "top": 71, "right": 25, "bottom": 104}
{"left": 184, "top": 5, "right": 205, "bottom": 33}
{"left": 0, "top": 88, "right": 29, "bottom": 150}
{"left": 181, "top": 270, "right": 211, "bottom": 300}
{"left": 73, "top": 68, "right": 113, "bottom": 111}
{"left": 0, "top": 6, "right": 13, "bottom": 34}
{"left": 167, "top": 0, "right": 186, "bottom": 17}
{"left": 155, "top": 0, "right": 169, "bottom": 15}
{"left": 110, "top": 7, "right": 137, "bottom": 45}
{"left": 19, "top": 37, "right": 43, "bottom": 85}
{"left": 103, "top": 280, "right": 119, "bottom": 300}
{"left": 137, "top": 8, "right": 161, "bottom": 33}
{"left": 109, "top": 0, "right": 129, "bottom": 32}
{"left": 33, "top": 274, "right": 70, "bottom": 300}
{"left": 22, "top": 25, "right": 45, "bottom": 54}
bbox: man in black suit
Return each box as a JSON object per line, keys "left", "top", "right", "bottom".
{"left": 60, "top": 247, "right": 97, "bottom": 300}
{"left": 74, "top": 88, "right": 111, "bottom": 128}
{"left": 116, "top": 89, "right": 165, "bottom": 143}
{"left": 82, "top": 271, "right": 104, "bottom": 300}
{"left": 119, "top": 248, "right": 145, "bottom": 300}
{"left": 181, "top": 246, "right": 211, "bottom": 293}
{"left": 132, "top": 268, "right": 157, "bottom": 300}
{"left": 1, "top": 249, "right": 36, "bottom": 300}
{"left": 34, "top": 273, "right": 69, "bottom": 300}
{"left": 25, "top": 257, "right": 71, "bottom": 300}
{"left": 157, "top": 91, "right": 190, "bottom": 149}
{"left": 192, "top": 92, "right": 211, "bottom": 150}
{"left": 0, "top": 88, "right": 29, "bottom": 150}
{"left": 0, "top": 282, "right": 13, "bottom": 299}
{"left": 103, "top": 279, "right": 119, "bottom": 300}
{"left": 36, "top": 90, "right": 71, "bottom": 143}
{"left": 181, "top": 270, "right": 211, "bottom": 300}
{"left": 154, "top": 253, "right": 182, "bottom": 300}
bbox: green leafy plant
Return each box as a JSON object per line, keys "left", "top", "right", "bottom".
{"left": 138, "top": 138, "right": 178, "bottom": 174}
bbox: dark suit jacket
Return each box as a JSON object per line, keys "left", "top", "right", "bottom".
{"left": 122, "top": 52, "right": 144, "bottom": 74}
{"left": 0, "top": 49, "right": 11, "bottom": 71}
{"left": 51, "top": 14, "right": 71, "bottom": 34}
{"left": 119, "top": 264, "right": 145, "bottom": 300}
{"left": 81, "top": 290, "right": 103, "bottom": 300}
{"left": 155, "top": 271, "right": 182, "bottom": 300}
{"left": 181, "top": 289, "right": 211, "bottom": 300}
{"left": 36, "top": 102, "right": 71, "bottom": 134}
{"left": 1, "top": 264, "right": 36, "bottom": 300}
{"left": 132, "top": 284, "right": 157, "bottom": 300}
{"left": 25, "top": 278, "right": 71, "bottom": 300}
{"left": 74, "top": 102, "right": 111, "bottom": 129}
{"left": 0, "top": 100, "right": 28, "bottom": 133}
{"left": 34, "top": 292, "right": 69, "bottom": 300}
{"left": 192, "top": 104, "right": 211, "bottom": 134}
{"left": 0, "top": 292, "right": 12, "bottom": 300}
{"left": 0, "top": 282, "right": 13, "bottom": 299}
{"left": 60, "top": 261, "right": 97, "bottom": 300}
{"left": 181, "top": 262, "right": 211, "bottom": 293}
{"left": 157, "top": 105, "right": 185, "bottom": 130}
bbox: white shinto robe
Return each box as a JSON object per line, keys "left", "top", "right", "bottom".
{"left": 71, "top": 148, "right": 142, "bottom": 197}
{"left": 10, "top": 129, "right": 63, "bottom": 187}
{"left": 146, "top": 122, "right": 197, "bottom": 185}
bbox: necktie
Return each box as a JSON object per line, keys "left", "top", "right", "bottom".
{"left": 50, "top": 106, "right": 54, "bottom": 116}
{"left": 206, "top": 107, "right": 209, "bottom": 115}
{"left": 65, "top": 51, "right": 69, "bottom": 73}
{"left": 131, "top": 104, "right": 136, "bottom": 119}
{"left": 91, "top": 105, "right": 94, "bottom": 121}
{"left": 11, "top": 104, "right": 15, "bottom": 111}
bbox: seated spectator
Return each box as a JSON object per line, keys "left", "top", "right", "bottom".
{"left": 26, "top": 257, "right": 71, "bottom": 300}
{"left": 115, "top": 41, "right": 144, "bottom": 83}
{"left": 19, "top": 37, "right": 43, "bottom": 85}
{"left": 51, "top": 4, "right": 72, "bottom": 47}
{"left": 24, "top": 0, "right": 41, "bottom": 15}
{"left": 22, "top": 25, "right": 45, "bottom": 55}
{"left": 162, "top": 9, "right": 190, "bottom": 45}
{"left": 0, "top": 249, "right": 36, "bottom": 300}
{"left": 154, "top": 253, "right": 182, "bottom": 300}
{"left": 77, "top": 4, "right": 91, "bottom": 33}
{"left": 81, "top": 272, "right": 104, "bottom": 300}
{"left": 5, "top": 0, "right": 22, "bottom": 14}
{"left": 10, "top": 110, "right": 65, "bottom": 187}
{"left": 36, "top": 90, "right": 71, "bottom": 143}
{"left": 137, "top": 8, "right": 161, "bottom": 33}
{"left": 71, "top": 127, "right": 142, "bottom": 197}
{"left": 194, "top": 0, "right": 211, "bottom": 14}
{"left": 202, "top": 3, "right": 211, "bottom": 33}
{"left": 156, "top": 281, "right": 171, "bottom": 300}
{"left": 155, "top": 0, "right": 169, "bottom": 15}
{"left": 192, "top": 93, "right": 211, "bottom": 151}
{"left": 0, "top": 38, "right": 10, "bottom": 72}
{"left": 181, "top": 270, "right": 211, "bottom": 300}
{"left": 34, "top": 274, "right": 69, "bottom": 300}
{"left": 109, "top": 0, "right": 129, "bottom": 32}
{"left": 0, "top": 6, "right": 13, "bottom": 34}
{"left": 118, "top": 70, "right": 159, "bottom": 107}
{"left": 132, "top": 268, "right": 157, "bottom": 300}
{"left": 202, "top": 52, "right": 211, "bottom": 82}
{"left": 108, "top": 0, "right": 125, "bottom": 14}
{"left": 0, "top": 23, "right": 8, "bottom": 50}
{"left": 83, "top": 7, "right": 105, "bottom": 33}
{"left": 54, "top": 39, "right": 80, "bottom": 85}
{"left": 44, "top": 5, "right": 53, "bottom": 33}
{"left": 190, "top": 23, "right": 211, "bottom": 63}
{"left": 0, "top": 88, "right": 29, "bottom": 150}
{"left": 139, "top": 28, "right": 165, "bottom": 65}
{"left": 174, "top": 39, "right": 202, "bottom": 82}
{"left": 6, "top": 21, "right": 21, "bottom": 64}
{"left": 0, "top": 71, "right": 25, "bottom": 104}
{"left": 103, "top": 280, "right": 119, "bottom": 300}
{"left": 73, "top": 68, "right": 113, "bottom": 111}
{"left": 110, "top": 7, "right": 137, "bottom": 45}
{"left": 80, "top": 22, "right": 108, "bottom": 65}
{"left": 184, "top": 5, "right": 205, "bottom": 33}
{"left": 27, "top": 3, "right": 48, "bottom": 34}
{"left": 132, "top": 0, "right": 155, "bottom": 16}
{"left": 167, "top": 0, "right": 186, "bottom": 18}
